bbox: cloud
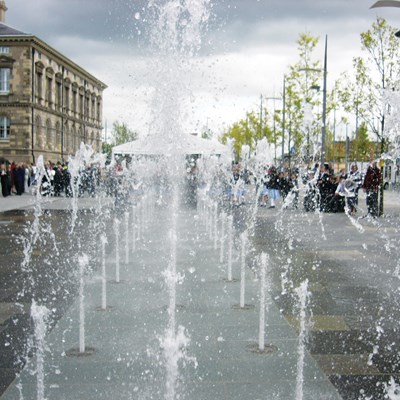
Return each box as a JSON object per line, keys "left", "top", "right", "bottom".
{"left": 6, "top": 0, "right": 400, "bottom": 137}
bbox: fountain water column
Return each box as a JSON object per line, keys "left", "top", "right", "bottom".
{"left": 202, "top": 197, "right": 207, "bottom": 227}
{"left": 114, "top": 219, "right": 121, "bottom": 283}
{"left": 240, "top": 232, "right": 247, "bottom": 308}
{"left": 259, "top": 253, "right": 268, "bottom": 351}
{"left": 213, "top": 202, "right": 218, "bottom": 250}
{"left": 208, "top": 201, "right": 214, "bottom": 240}
{"left": 78, "top": 254, "right": 89, "bottom": 353}
{"left": 125, "top": 211, "right": 130, "bottom": 264}
{"left": 137, "top": 201, "right": 142, "bottom": 241}
{"left": 141, "top": 195, "right": 146, "bottom": 236}
{"left": 31, "top": 300, "right": 50, "bottom": 400}
{"left": 100, "top": 234, "right": 108, "bottom": 310}
{"left": 204, "top": 199, "right": 210, "bottom": 233}
{"left": 220, "top": 212, "right": 226, "bottom": 263}
{"left": 227, "top": 215, "right": 234, "bottom": 281}
{"left": 131, "top": 203, "right": 136, "bottom": 252}
{"left": 295, "top": 279, "right": 310, "bottom": 400}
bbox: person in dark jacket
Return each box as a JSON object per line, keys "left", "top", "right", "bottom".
{"left": 317, "top": 163, "right": 333, "bottom": 212}
{"left": 267, "top": 166, "right": 281, "bottom": 208}
{"left": 0, "top": 163, "right": 10, "bottom": 197}
{"left": 14, "top": 163, "right": 25, "bottom": 195}
{"left": 53, "top": 163, "right": 64, "bottom": 197}
{"left": 362, "top": 160, "right": 382, "bottom": 217}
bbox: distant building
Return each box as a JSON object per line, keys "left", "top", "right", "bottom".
{"left": 0, "top": 1, "right": 107, "bottom": 164}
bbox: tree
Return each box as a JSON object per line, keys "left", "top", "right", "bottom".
{"left": 357, "top": 17, "right": 400, "bottom": 215}
{"left": 351, "top": 122, "right": 372, "bottom": 162}
{"left": 282, "top": 33, "right": 327, "bottom": 165}
{"left": 359, "top": 17, "right": 400, "bottom": 148}
{"left": 111, "top": 121, "right": 138, "bottom": 146}
{"left": 220, "top": 109, "right": 273, "bottom": 160}
{"left": 337, "top": 57, "right": 372, "bottom": 162}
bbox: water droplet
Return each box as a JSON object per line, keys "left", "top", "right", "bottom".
{"left": 134, "top": 12, "right": 141, "bottom": 20}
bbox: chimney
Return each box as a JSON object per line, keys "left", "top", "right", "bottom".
{"left": 0, "top": 1, "right": 7, "bottom": 23}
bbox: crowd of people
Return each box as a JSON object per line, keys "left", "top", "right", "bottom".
{"left": 303, "top": 160, "right": 382, "bottom": 217}
{"left": 0, "top": 161, "right": 35, "bottom": 197}
{"left": 226, "top": 159, "right": 383, "bottom": 217}
{"left": 1, "top": 156, "right": 385, "bottom": 218}
{"left": 0, "top": 160, "right": 104, "bottom": 198}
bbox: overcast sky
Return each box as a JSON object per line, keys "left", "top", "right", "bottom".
{"left": 6, "top": 0, "right": 400, "bottom": 140}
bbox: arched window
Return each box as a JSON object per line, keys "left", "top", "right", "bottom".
{"left": 77, "top": 127, "right": 82, "bottom": 149}
{"left": 46, "top": 119, "right": 52, "bottom": 149}
{"left": 64, "top": 124, "right": 69, "bottom": 152}
{"left": 35, "top": 115, "right": 42, "bottom": 147}
{"left": 55, "top": 121, "right": 61, "bottom": 150}
{"left": 55, "top": 73, "right": 62, "bottom": 111}
{"left": 0, "top": 116, "right": 10, "bottom": 139}
{"left": 64, "top": 78, "right": 71, "bottom": 114}
{"left": 71, "top": 126, "right": 76, "bottom": 152}
{"left": 35, "top": 62, "right": 44, "bottom": 104}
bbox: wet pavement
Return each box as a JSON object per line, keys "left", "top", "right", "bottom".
{"left": 0, "top": 188, "right": 399, "bottom": 399}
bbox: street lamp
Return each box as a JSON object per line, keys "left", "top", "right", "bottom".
{"left": 297, "top": 35, "right": 328, "bottom": 165}
{"left": 298, "top": 69, "right": 321, "bottom": 169}
{"left": 370, "top": 1, "right": 400, "bottom": 36}
{"left": 321, "top": 35, "right": 328, "bottom": 165}
{"left": 264, "top": 95, "right": 283, "bottom": 165}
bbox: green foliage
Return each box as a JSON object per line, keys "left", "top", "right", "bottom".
{"left": 351, "top": 122, "right": 372, "bottom": 161}
{"left": 102, "top": 142, "right": 113, "bottom": 160}
{"left": 359, "top": 17, "right": 400, "bottom": 139}
{"left": 220, "top": 110, "right": 273, "bottom": 159}
{"left": 111, "top": 121, "right": 138, "bottom": 146}
{"left": 220, "top": 19, "right": 400, "bottom": 165}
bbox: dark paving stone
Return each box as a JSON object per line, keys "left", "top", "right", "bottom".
{"left": 309, "top": 330, "right": 372, "bottom": 355}
{"left": 329, "top": 374, "right": 397, "bottom": 400}
{"left": 0, "top": 368, "right": 16, "bottom": 395}
{"left": 372, "top": 354, "right": 400, "bottom": 374}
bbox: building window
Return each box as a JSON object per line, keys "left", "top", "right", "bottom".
{"left": 35, "top": 116, "right": 42, "bottom": 147}
{"left": 0, "top": 68, "right": 10, "bottom": 93}
{"left": 56, "top": 81, "right": 62, "bottom": 110}
{"left": 36, "top": 71, "right": 43, "bottom": 102}
{"left": 85, "top": 95, "right": 89, "bottom": 119}
{"left": 46, "top": 119, "right": 52, "bottom": 149}
{"left": 97, "top": 99, "right": 101, "bottom": 122}
{"left": 56, "top": 121, "right": 61, "bottom": 149}
{"left": 79, "top": 93, "right": 84, "bottom": 117}
{"left": 0, "top": 47, "right": 9, "bottom": 54}
{"left": 0, "top": 116, "right": 10, "bottom": 139}
{"left": 64, "top": 85, "right": 70, "bottom": 112}
{"left": 46, "top": 77, "right": 53, "bottom": 106}
{"left": 91, "top": 97, "right": 95, "bottom": 119}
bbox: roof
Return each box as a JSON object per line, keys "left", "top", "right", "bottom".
{"left": 0, "top": 23, "right": 106, "bottom": 90}
{"left": 0, "top": 22, "right": 30, "bottom": 37}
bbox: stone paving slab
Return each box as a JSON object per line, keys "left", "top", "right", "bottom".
{"left": 0, "top": 204, "right": 341, "bottom": 400}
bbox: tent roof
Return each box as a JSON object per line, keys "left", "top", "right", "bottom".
{"left": 112, "top": 134, "right": 229, "bottom": 156}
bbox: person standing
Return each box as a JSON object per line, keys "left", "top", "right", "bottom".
{"left": 346, "top": 164, "right": 362, "bottom": 215}
{"left": 362, "top": 160, "right": 382, "bottom": 217}
{"left": 0, "top": 163, "right": 10, "bottom": 197}
{"left": 317, "top": 163, "right": 332, "bottom": 212}
{"left": 267, "top": 166, "right": 281, "bottom": 209}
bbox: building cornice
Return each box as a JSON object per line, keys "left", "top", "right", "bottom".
{"left": 0, "top": 34, "right": 107, "bottom": 90}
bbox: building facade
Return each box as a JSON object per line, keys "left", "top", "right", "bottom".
{"left": 0, "top": 1, "right": 107, "bottom": 164}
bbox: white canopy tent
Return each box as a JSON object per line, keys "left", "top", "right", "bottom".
{"left": 112, "top": 134, "right": 230, "bottom": 158}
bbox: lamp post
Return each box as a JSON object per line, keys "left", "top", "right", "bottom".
{"left": 298, "top": 35, "right": 328, "bottom": 165}
{"left": 298, "top": 68, "right": 321, "bottom": 169}
{"left": 321, "top": 35, "right": 328, "bottom": 165}
{"left": 282, "top": 76, "right": 286, "bottom": 165}
{"left": 265, "top": 96, "right": 283, "bottom": 165}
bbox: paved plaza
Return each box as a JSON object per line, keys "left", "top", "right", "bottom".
{"left": 0, "top": 188, "right": 399, "bottom": 399}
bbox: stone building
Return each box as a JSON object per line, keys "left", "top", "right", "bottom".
{"left": 0, "top": 1, "right": 107, "bottom": 164}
